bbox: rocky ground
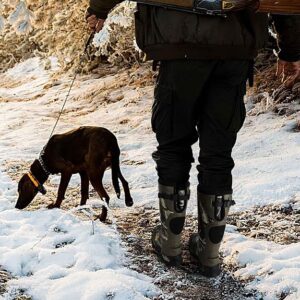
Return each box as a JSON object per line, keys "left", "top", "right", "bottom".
{"left": 0, "top": 269, "right": 11, "bottom": 296}
{"left": 227, "top": 203, "right": 300, "bottom": 245}
{"left": 0, "top": 268, "right": 30, "bottom": 300}
{"left": 114, "top": 208, "right": 259, "bottom": 300}
{"left": 0, "top": 160, "right": 258, "bottom": 300}
{"left": 2, "top": 159, "right": 299, "bottom": 300}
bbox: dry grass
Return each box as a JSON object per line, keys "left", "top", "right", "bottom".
{"left": 249, "top": 50, "right": 300, "bottom": 116}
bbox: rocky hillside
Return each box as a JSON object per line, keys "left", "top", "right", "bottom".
{"left": 0, "top": 0, "right": 299, "bottom": 117}
{"left": 0, "top": 0, "right": 138, "bottom": 73}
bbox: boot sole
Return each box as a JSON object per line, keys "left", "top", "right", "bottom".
{"left": 198, "top": 263, "right": 221, "bottom": 278}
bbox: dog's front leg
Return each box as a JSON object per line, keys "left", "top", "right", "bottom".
{"left": 80, "top": 171, "right": 89, "bottom": 206}
{"left": 48, "top": 172, "right": 72, "bottom": 209}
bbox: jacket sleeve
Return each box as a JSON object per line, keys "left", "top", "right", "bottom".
{"left": 88, "top": 0, "right": 123, "bottom": 19}
{"left": 272, "top": 15, "right": 300, "bottom": 62}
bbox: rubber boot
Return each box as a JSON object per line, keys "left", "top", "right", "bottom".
{"left": 189, "top": 191, "right": 235, "bottom": 277}
{"left": 151, "top": 183, "right": 190, "bottom": 266}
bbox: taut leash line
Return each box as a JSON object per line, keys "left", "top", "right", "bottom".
{"left": 49, "top": 73, "right": 78, "bottom": 139}
{"left": 49, "top": 32, "right": 95, "bottom": 140}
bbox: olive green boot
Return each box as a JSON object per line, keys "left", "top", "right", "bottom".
{"left": 152, "top": 184, "right": 190, "bottom": 266}
{"left": 189, "top": 192, "right": 235, "bottom": 277}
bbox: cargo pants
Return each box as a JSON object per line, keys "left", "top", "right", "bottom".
{"left": 151, "top": 60, "right": 250, "bottom": 195}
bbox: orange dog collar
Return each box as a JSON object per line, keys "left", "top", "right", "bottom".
{"left": 27, "top": 172, "right": 47, "bottom": 194}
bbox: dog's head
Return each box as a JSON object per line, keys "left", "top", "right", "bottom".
{"left": 15, "top": 173, "right": 46, "bottom": 209}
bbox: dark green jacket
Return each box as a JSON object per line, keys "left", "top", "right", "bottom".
{"left": 88, "top": 1, "right": 300, "bottom": 62}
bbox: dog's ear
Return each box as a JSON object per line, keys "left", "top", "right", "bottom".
{"left": 18, "top": 174, "right": 27, "bottom": 193}
{"left": 18, "top": 174, "right": 37, "bottom": 195}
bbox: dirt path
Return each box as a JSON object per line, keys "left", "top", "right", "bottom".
{"left": 113, "top": 207, "right": 259, "bottom": 300}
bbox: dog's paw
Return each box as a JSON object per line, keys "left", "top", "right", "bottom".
{"left": 99, "top": 216, "right": 107, "bottom": 222}
{"left": 125, "top": 198, "right": 134, "bottom": 207}
{"left": 97, "top": 207, "right": 108, "bottom": 222}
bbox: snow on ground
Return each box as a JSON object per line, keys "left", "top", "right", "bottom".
{"left": 0, "top": 187, "right": 156, "bottom": 299}
{"left": 0, "top": 58, "right": 158, "bottom": 299}
{"left": 0, "top": 58, "right": 300, "bottom": 299}
{"left": 223, "top": 224, "right": 300, "bottom": 300}
{"left": 232, "top": 114, "right": 300, "bottom": 211}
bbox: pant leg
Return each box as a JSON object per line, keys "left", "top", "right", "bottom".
{"left": 197, "top": 60, "right": 250, "bottom": 195}
{"left": 152, "top": 60, "right": 216, "bottom": 187}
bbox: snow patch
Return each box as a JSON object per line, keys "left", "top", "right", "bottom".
{"left": 0, "top": 171, "right": 158, "bottom": 299}
{"left": 232, "top": 114, "right": 300, "bottom": 211}
{"left": 223, "top": 228, "right": 300, "bottom": 300}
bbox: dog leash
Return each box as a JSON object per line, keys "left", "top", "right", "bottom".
{"left": 48, "top": 32, "right": 95, "bottom": 139}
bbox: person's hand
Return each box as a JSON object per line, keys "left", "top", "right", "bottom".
{"left": 86, "top": 14, "right": 105, "bottom": 33}
{"left": 276, "top": 59, "right": 300, "bottom": 88}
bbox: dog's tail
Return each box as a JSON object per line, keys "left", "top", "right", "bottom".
{"left": 111, "top": 147, "right": 121, "bottom": 199}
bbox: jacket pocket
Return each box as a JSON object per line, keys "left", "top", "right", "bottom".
{"left": 151, "top": 84, "right": 174, "bottom": 138}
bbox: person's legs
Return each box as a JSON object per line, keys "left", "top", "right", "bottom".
{"left": 152, "top": 60, "right": 216, "bottom": 186}
{"left": 189, "top": 60, "right": 250, "bottom": 276}
{"left": 151, "top": 60, "right": 215, "bottom": 265}
{"left": 197, "top": 60, "right": 249, "bottom": 194}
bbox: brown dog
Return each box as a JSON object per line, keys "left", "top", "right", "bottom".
{"left": 16, "top": 126, "right": 133, "bottom": 221}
